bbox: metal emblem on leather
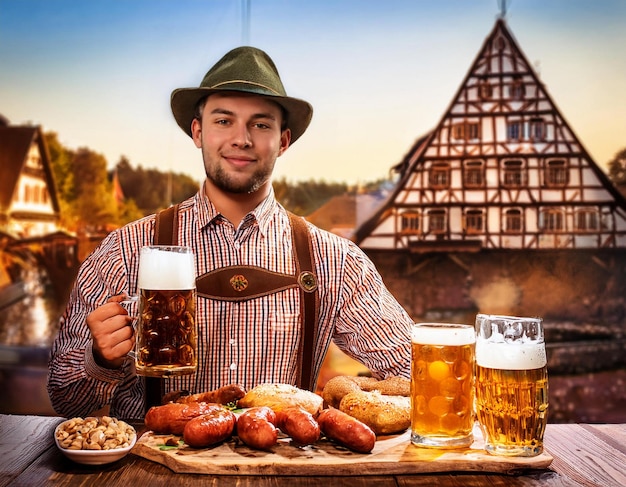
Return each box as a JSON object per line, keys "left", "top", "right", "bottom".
{"left": 298, "top": 271, "right": 318, "bottom": 293}
{"left": 230, "top": 274, "right": 249, "bottom": 292}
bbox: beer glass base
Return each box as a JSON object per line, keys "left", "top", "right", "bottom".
{"left": 484, "top": 443, "right": 543, "bottom": 457}
{"left": 136, "top": 365, "right": 196, "bottom": 377}
{"left": 411, "top": 431, "right": 473, "bottom": 449}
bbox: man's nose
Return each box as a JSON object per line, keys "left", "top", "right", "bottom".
{"left": 232, "top": 123, "right": 252, "bottom": 147}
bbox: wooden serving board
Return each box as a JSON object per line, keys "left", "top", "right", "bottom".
{"left": 132, "top": 424, "right": 553, "bottom": 476}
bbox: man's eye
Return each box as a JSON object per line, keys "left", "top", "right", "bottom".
{"left": 254, "top": 123, "right": 270, "bottom": 129}
{"left": 215, "top": 119, "right": 230, "bottom": 125}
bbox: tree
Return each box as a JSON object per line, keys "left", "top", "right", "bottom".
{"left": 72, "top": 148, "right": 117, "bottom": 231}
{"left": 607, "top": 148, "right": 626, "bottom": 197}
{"left": 45, "top": 132, "right": 77, "bottom": 229}
{"left": 114, "top": 158, "right": 199, "bottom": 215}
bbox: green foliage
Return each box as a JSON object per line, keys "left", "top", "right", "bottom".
{"left": 115, "top": 157, "right": 199, "bottom": 215}
{"left": 44, "top": 133, "right": 77, "bottom": 229}
{"left": 607, "top": 148, "right": 626, "bottom": 196}
{"left": 72, "top": 148, "right": 117, "bottom": 230}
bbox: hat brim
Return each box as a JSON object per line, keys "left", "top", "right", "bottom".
{"left": 171, "top": 87, "right": 313, "bottom": 145}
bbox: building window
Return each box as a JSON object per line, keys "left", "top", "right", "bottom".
{"left": 400, "top": 211, "right": 421, "bottom": 234}
{"left": 545, "top": 159, "right": 569, "bottom": 187}
{"left": 502, "top": 159, "right": 526, "bottom": 187}
{"left": 508, "top": 76, "right": 525, "bottom": 100}
{"left": 464, "top": 160, "right": 485, "bottom": 187}
{"left": 506, "top": 120, "right": 523, "bottom": 141}
{"left": 574, "top": 208, "right": 599, "bottom": 232}
{"left": 428, "top": 209, "right": 447, "bottom": 234}
{"left": 464, "top": 209, "right": 484, "bottom": 234}
{"left": 478, "top": 77, "right": 493, "bottom": 99}
{"left": 429, "top": 162, "right": 450, "bottom": 189}
{"left": 467, "top": 122, "right": 480, "bottom": 140}
{"left": 452, "top": 121, "right": 480, "bottom": 141}
{"left": 540, "top": 208, "right": 565, "bottom": 232}
{"left": 529, "top": 118, "right": 546, "bottom": 141}
{"left": 503, "top": 208, "right": 523, "bottom": 233}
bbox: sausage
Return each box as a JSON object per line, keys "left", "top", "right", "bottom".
{"left": 236, "top": 406, "right": 278, "bottom": 451}
{"left": 275, "top": 407, "right": 320, "bottom": 446}
{"left": 317, "top": 407, "right": 376, "bottom": 453}
{"left": 145, "top": 402, "right": 222, "bottom": 435}
{"left": 183, "top": 407, "right": 237, "bottom": 448}
{"left": 162, "top": 384, "right": 247, "bottom": 405}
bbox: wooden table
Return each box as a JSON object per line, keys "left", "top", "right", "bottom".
{"left": 1, "top": 414, "right": 625, "bottom": 486}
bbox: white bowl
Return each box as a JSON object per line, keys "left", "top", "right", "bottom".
{"left": 54, "top": 418, "right": 137, "bottom": 465}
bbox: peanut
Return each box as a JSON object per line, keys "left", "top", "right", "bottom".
{"left": 55, "top": 416, "right": 136, "bottom": 451}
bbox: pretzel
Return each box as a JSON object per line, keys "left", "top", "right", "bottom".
{"left": 321, "top": 375, "right": 411, "bottom": 435}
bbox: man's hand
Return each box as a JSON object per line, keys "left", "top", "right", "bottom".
{"left": 87, "top": 294, "right": 135, "bottom": 369}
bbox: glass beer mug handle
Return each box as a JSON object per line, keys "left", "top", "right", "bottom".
{"left": 119, "top": 296, "right": 139, "bottom": 360}
{"left": 119, "top": 296, "right": 139, "bottom": 329}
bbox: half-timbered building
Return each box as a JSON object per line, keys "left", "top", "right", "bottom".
{"left": 0, "top": 118, "right": 60, "bottom": 238}
{"left": 353, "top": 18, "right": 626, "bottom": 327}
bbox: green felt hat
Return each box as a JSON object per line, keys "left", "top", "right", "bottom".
{"left": 171, "top": 46, "right": 313, "bottom": 144}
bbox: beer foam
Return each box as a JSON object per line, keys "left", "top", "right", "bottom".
{"left": 412, "top": 323, "right": 475, "bottom": 346}
{"left": 137, "top": 246, "right": 195, "bottom": 290}
{"left": 476, "top": 340, "right": 547, "bottom": 370}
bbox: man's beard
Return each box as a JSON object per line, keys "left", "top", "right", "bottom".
{"left": 203, "top": 152, "right": 273, "bottom": 194}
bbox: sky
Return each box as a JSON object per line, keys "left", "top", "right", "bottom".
{"left": 1, "top": 0, "right": 625, "bottom": 186}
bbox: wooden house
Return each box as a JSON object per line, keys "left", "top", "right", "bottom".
{"left": 353, "top": 18, "right": 626, "bottom": 326}
{"left": 0, "top": 119, "right": 60, "bottom": 238}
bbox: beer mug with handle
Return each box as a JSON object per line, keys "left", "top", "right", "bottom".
{"left": 132, "top": 245, "right": 197, "bottom": 377}
{"left": 474, "top": 314, "right": 549, "bottom": 457}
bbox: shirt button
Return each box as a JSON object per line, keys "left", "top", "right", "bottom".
{"left": 234, "top": 242, "right": 240, "bottom": 250}
{"left": 229, "top": 339, "right": 235, "bottom": 345}
{"left": 229, "top": 363, "right": 236, "bottom": 370}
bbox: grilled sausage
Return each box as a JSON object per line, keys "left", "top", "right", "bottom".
{"left": 317, "top": 407, "right": 376, "bottom": 453}
{"left": 275, "top": 407, "right": 320, "bottom": 446}
{"left": 145, "top": 402, "right": 221, "bottom": 435}
{"left": 183, "top": 407, "right": 237, "bottom": 448}
{"left": 162, "top": 384, "right": 246, "bottom": 405}
{"left": 236, "top": 406, "right": 278, "bottom": 451}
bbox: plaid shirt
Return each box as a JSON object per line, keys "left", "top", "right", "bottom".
{"left": 48, "top": 189, "right": 412, "bottom": 419}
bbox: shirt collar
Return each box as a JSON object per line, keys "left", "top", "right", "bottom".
{"left": 194, "top": 184, "right": 280, "bottom": 237}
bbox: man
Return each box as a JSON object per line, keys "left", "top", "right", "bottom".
{"left": 48, "top": 47, "right": 413, "bottom": 420}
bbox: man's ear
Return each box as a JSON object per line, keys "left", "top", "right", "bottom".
{"left": 191, "top": 118, "right": 202, "bottom": 148}
{"left": 278, "top": 128, "right": 291, "bottom": 156}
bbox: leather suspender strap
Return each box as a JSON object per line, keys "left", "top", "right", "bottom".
{"left": 144, "top": 204, "right": 180, "bottom": 412}
{"left": 287, "top": 213, "right": 319, "bottom": 392}
{"left": 154, "top": 204, "right": 179, "bottom": 246}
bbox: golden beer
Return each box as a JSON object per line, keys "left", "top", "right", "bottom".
{"left": 411, "top": 323, "right": 475, "bottom": 448}
{"left": 475, "top": 364, "right": 548, "bottom": 456}
{"left": 134, "top": 246, "right": 197, "bottom": 377}
{"left": 474, "top": 314, "right": 549, "bottom": 457}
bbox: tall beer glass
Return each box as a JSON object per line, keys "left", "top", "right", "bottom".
{"left": 134, "top": 245, "right": 197, "bottom": 377}
{"left": 475, "top": 314, "right": 549, "bottom": 457}
{"left": 411, "top": 323, "right": 475, "bottom": 448}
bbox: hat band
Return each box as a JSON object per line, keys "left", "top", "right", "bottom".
{"left": 210, "top": 79, "right": 283, "bottom": 96}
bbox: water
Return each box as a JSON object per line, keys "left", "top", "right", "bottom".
{"left": 0, "top": 262, "right": 65, "bottom": 415}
